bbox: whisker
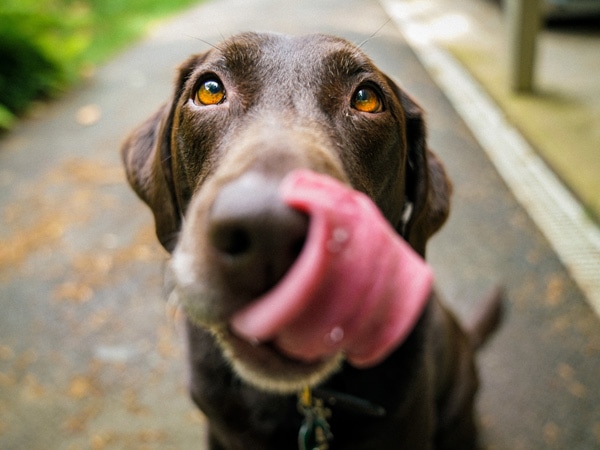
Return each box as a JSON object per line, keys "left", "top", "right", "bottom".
{"left": 184, "top": 34, "right": 222, "bottom": 51}
{"left": 358, "top": 18, "right": 392, "bottom": 49}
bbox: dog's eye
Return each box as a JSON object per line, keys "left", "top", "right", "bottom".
{"left": 351, "top": 86, "right": 383, "bottom": 113}
{"left": 196, "top": 79, "right": 226, "bottom": 105}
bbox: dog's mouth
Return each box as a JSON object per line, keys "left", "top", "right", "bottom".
{"left": 170, "top": 241, "right": 347, "bottom": 393}
{"left": 211, "top": 324, "right": 344, "bottom": 393}
{"left": 171, "top": 169, "right": 432, "bottom": 394}
{"left": 167, "top": 281, "right": 342, "bottom": 393}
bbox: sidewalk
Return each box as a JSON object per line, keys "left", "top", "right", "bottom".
{"left": 1, "top": 0, "right": 599, "bottom": 448}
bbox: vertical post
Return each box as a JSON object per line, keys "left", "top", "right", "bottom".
{"left": 506, "top": 0, "right": 542, "bottom": 92}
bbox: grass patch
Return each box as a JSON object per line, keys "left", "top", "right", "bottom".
{"left": 0, "top": 0, "right": 204, "bottom": 129}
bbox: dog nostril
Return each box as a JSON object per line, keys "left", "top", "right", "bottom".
{"left": 211, "top": 225, "right": 253, "bottom": 257}
{"left": 291, "top": 235, "right": 306, "bottom": 260}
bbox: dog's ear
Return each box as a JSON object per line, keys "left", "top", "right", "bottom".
{"left": 121, "top": 54, "right": 203, "bottom": 252}
{"left": 385, "top": 76, "right": 452, "bottom": 257}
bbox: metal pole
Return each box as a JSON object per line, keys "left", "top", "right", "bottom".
{"left": 507, "top": 0, "right": 542, "bottom": 92}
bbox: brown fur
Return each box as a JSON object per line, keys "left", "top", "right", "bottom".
{"left": 121, "top": 32, "right": 501, "bottom": 449}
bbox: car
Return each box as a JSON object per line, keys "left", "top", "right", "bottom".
{"left": 543, "top": 0, "right": 600, "bottom": 18}
{"left": 501, "top": 0, "right": 600, "bottom": 19}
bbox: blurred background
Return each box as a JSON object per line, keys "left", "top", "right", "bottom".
{"left": 2, "top": 0, "right": 599, "bottom": 219}
{"left": 1, "top": 0, "right": 599, "bottom": 448}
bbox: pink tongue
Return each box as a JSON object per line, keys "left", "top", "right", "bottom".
{"left": 230, "top": 170, "right": 433, "bottom": 368}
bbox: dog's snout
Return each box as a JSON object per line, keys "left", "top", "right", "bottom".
{"left": 208, "top": 173, "right": 309, "bottom": 298}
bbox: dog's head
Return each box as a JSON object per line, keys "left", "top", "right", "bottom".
{"left": 122, "top": 32, "right": 451, "bottom": 392}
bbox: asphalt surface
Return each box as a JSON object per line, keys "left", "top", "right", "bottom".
{"left": 1, "top": 0, "right": 599, "bottom": 449}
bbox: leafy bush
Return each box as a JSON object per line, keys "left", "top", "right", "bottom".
{"left": 0, "top": 32, "right": 54, "bottom": 128}
{"left": 0, "top": 0, "right": 202, "bottom": 130}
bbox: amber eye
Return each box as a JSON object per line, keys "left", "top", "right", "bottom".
{"left": 351, "top": 86, "right": 383, "bottom": 113}
{"left": 196, "top": 79, "right": 225, "bottom": 105}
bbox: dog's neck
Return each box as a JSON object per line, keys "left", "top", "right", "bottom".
{"left": 311, "top": 387, "right": 387, "bottom": 418}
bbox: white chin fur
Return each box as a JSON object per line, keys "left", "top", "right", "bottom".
{"left": 212, "top": 326, "right": 344, "bottom": 394}
{"left": 167, "top": 257, "right": 344, "bottom": 394}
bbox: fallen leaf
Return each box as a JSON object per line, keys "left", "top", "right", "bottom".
{"left": 0, "top": 345, "right": 14, "bottom": 360}
{"left": 53, "top": 282, "right": 94, "bottom": 303}
{"left": 62, "top": 405, "right": 99, "bottom": 434}
{"left": 545, "top": 273, "right": 565, "bottom": 307}
{"left": 75, "top": 104, "right": 102, "bottom": 126}
{"left": 90, "top": 432, "right": 113, "bottom": 450}
{"left": 23, "top": 373, "right": 46, "bottom": 400}
{"left": 543, "top": 421, "right": 560, "bottom": 445}
{"left": 0, "top": 371, "right": 16, "bottom": 386}
{"left": 68, "top": 375, "right": 96, "bottom": 400}
{"left": 593, "top": 422, "right": 600, "bottom": 444}
{"left": 137, "top": 429, "right": 167, "bottom": 444}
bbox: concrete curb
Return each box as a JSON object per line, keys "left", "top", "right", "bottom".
{"left": 382, "top": 0, "right": 600, "bottom": 316}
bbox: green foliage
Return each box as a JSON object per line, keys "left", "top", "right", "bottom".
{"left": 0, "top": 0, "right": 90, "bottom": 114}
{"left": 0, "top": 28, "right": 58, "bottom": 118}
{"left": 0, "top": 0, "right": 202, "bottom": 130}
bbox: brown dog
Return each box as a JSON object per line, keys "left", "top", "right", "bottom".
{"left": 121, "top": 32, "right": 501, "bottom": 449}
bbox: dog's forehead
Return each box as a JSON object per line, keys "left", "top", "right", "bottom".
{"left": 214, "top": 33, "right": 375, "bottom": 78}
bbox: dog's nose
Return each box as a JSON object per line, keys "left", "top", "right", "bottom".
{"left": 208, "top": 173, "right": 309, "bottom": 298}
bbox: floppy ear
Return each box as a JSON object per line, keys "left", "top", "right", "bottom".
{"left": 386, "top": 76, "right": 452, "bottom": 257}
{"left": 121, "top": 54, "right": 203, "bottom": 252}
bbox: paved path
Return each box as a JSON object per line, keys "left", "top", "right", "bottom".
{"left": 1, "top": 0, "right": 599, "bottom": 448}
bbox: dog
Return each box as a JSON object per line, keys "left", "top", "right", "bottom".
{"left": 121, "top": 32, "right": 501, "bottom": 449}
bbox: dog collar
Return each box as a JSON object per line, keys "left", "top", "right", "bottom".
{"left": 312, "top": 387, "right": 386, "bottom": 418}
{"left": 297, "top": 386, "right": 386, "bottom": 449}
